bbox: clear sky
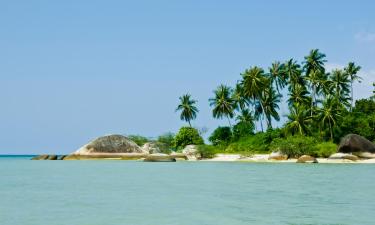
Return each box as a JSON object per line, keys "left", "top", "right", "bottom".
{"left": 1, "top": 0, "right": 375, "bottom": 154}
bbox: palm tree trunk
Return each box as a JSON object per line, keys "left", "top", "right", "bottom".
{"left": 227, "top": 116, "right": 232, "bottom": 129}
{"left": 329, "top": 120, "right": 333, "bottom": 141}
{"left": 188, "top": 120, "right": 192, "bottom": 127}
{"left": 350, "top": 81, "right": 353, "bottom": 112}
{"left": 311, "top": 85, "right": 315, "bottom": 117}
{"left": 259, "top": 101, "right": 268, "bottom": 131}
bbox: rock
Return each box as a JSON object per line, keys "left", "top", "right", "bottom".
{"left": 297, "top": 155, "right": 318, "bottom": 163}
{"left": 338, "top": 134, "right": 375, "bottom": 153}
{"left": 31, "top": 154, "right": 49, "bottom": 160}
{"left": 47, "top": 155, "right": 58, "bottom": 160}
{"left": 182, "top": 145, "right": 201, "bottom": 160}
{"left": 142, "top": 142, "right": 166, "bottom": 154}
{"left": 73, "top": 134, "right": 146, "bottom": 155}
{"left": 58, "top": 155, "right": 67, "bottom": 160}
{"left": 329, "top": 153, "right": 359, "bottom": 161}
{"left": 170, "top": 152, "right": 188, "bottom": 160}
{"left": 144, "top": 153, "right": 176, "bottom": 162}
{"left": 268, "top": 151, "right": 288, "bottom": 160}
{"left": 355, "top": 152, "right": 375, "bottom": 159}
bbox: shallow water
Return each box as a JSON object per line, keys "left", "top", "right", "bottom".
{"left": 0, "top": 156, "right": 374, "bottom": 225}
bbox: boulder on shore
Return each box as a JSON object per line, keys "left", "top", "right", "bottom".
{"left": 182, "top": 145, "right": 201, "bottom": 160}
{"left": 144, "top": 153, "right": 176, "bottom": 162}
{"left": 142, "top": 142, "right": 168, "bottom": 154}
{"left": 47, "top": 155, "right": 58, "bottom": 160}
{"left": 268, "top": 151, "right": 288, "bottom": 160}
{"left": 329, "top": 153, "right": 359, "bottom": 161}
{"left": 338, "top": 134, "right": 375, "bottom": 153}
{"left": 73, "top": 134, "right": 146, "bottom": 155}
{"left": 31, "top": 155, "right": 49, "bottom": 160}
{"left": 297, "top": 155, "right": 318, "bottom": 163}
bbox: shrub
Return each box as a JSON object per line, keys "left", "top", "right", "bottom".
{"left": 225, "top": 132, "right": 270, "bottom": 154}
{"left": 157, "top": 132, "right": 175, "bottom": 150}
{"left": 128, "top": 135, "right": 149, "bottom": 146}
{"left": 209, "top": 126, "right": 232, "bottom": 146}
{"left": 312, "top": 142, "right": 337, "bottom": 158}
{"left": 232, "top": 122, "right": 254, "bottom": 140}
{"left": 174, "top": 127, "right": 204, "bottom": 149}
{"left": 270, "top": 135, "right": 317, "bottom": 157}
{"left": 197, "top": 145, "right": 221, "bottom": 159}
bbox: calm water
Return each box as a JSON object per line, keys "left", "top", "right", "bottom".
{"left": 0, "top": 156, "right": 374, "bottom": 225}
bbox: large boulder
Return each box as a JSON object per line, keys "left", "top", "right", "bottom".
{"left": 297, "top": 155, "right": 318, "bottom": 163}
{"left": 47, "top": 155, "right": 58, "bottom": 160}
{"left": 31, "top": 154, "right": 49, "bottom": 160}
{"left": 268, "top": 151, "right": 288, "bottom": 160}
{"left": 329, "top": 153, "right": 359, "bottom": 161}
{"left": 182, "top": 145, "right": 201, "bottom": 160}
{"left": 144, "top": 153, "right": 176, "bottom": 162}
{"left": 73, "top": 134, "right": 146, "bottom": 155}
{"left": 338, "top": 134, "right": 375, "bottom": 153}
{"left": 142, "top": 142, "right": 167, "bottom": 154}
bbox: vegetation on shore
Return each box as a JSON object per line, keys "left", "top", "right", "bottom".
{"left": 130, "top": 49, "right": 375, "bottom": 158}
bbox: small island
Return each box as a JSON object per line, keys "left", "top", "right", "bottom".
{"left": 32, "top": 49, "right": 375, "bottom": 163}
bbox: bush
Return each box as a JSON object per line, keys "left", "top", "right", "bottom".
{"left": 197, "top": 145, "right": 221, "bottom": 159}
{"left": 270, "top": 135, "right": 317, "bottom": 157}
{"left": 312, "top": 142, "right": 337, "bottom": 158}
{"left": 128, "top": 135, "right": 149, "bottom": 146}
{"left": 157, "top": 132, "right": 175, "bottom": 150}
{"left": 174, "top": 127, "right": 204, "bottom": 149}
{"left": 225, "top": 132, "right": 270, "bottom": 154}
{"left": 209, "top": 126, "right": 232, "bottom": 146}
{"left": 232, "top": 122, "right": 254, "bottom": 140}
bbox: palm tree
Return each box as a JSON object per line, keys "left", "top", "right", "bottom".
{"left": 209, "top": 84, "right": 235, "bottom": 127}
{"left": 268, "top": 61, "right": 287, "bottom": 93}
{"left": 288, "top": 83, "right": 310, "bottom": 108}
{"left": 303, "top": 49, "right": 326, "bottom": 76}
{"left": 285, "top": 105, "right": 311, "bottom": 135}
{"left": 261, "top": 86, "right": 281, "bottom": 129}
{"left": 330, "top": 69, "right": 351, "bottom": 108}
{"left": 236, "top": 108, "right": 254, "bottom": 124}
{"left": 241, "top": 66, "right": 268, "bottom": 130}
{"left": 316, "top": 97, "right": 341, "bottom": 141}
{"left": 305, "top": 71, "right": 328, "bottom": 116}
{"left": 344, "top": 62, "right": 361, "bottom": 111}
{"left": 175, "top": 94, "right": 198, "bottom": 127}
{"left": 285, "top": 59, "right": 304, "bottom": 90}
{"left": 232, "top": 82, "right": 250, "bottom": 111}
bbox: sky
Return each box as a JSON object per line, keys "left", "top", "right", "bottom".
{"left": 1, "top": 0, "right": 375, "bottom": 154}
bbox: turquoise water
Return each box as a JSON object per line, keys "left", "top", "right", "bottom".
{"left": 1, "top": 156, "right": 374, "bottom": 225}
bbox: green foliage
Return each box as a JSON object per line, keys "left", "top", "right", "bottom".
{"left": 313, "top": 142, "right": 337, "bottom": 158}
{"left": 197, "top": 145, "right": 221, "bottom": 159}
{"left": 176, "top": 94, "right": 198, "bottom": 127}
{"left": 270, "top": 135, "right": 317, "bottom": 158}
{"left": 232, "top": 122, "right": 254, "bottom": 140}
{"left": 128, "top": 135, "right": 149, "bottom": 146}
{"left": 225, "top": 132, "right": 270, "bottom": 154}
{"left": 174, "top": 127, "right": 204, "bottom": 148}
{"left": 209, "top": 126, "right": 232, "bottom": 146}
{"left": 157, "top": 132, "right": 175, "bottom": 150}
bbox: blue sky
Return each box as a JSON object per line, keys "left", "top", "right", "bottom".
{"left": 1, "top": 0, "right": 375, "bottom": 154}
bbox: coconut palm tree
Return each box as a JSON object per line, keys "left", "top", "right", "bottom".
{"left": 261, "top": 86, "right": 281, "bottom": 129}
{"left": 303, "top": 49, "right": 326, "bottom": 76}
{"left": 175, "top": 94, "right": 198, "bottom": 127}
{"left": 288, "top": 83, "right": 310, "bottom": 108}
{"left": 209, "top": 84, "right": 235, "bottom": 127}
{"left": 305, "top": 70, "right": 328, "bottom": 116}
{"left": 232, "top": 82, "right": 250, "bottom": 111}
{"left": 330, "top": 69, "right": 351, "bottom": 108}
{"left": 268, "top": 61, "right": 287, "bottom": 93}
{"left": 344, "top": 62, "right": 361, "bottom": 111}
{"left": 236, "top": 108, "right": 254, "bottom": 124}
{"left": 285, "top": 59, "right": 304, "bottom": 90}
{"left": 285, "top": 104, "right": 311, "bottom": 135}
{"left": 316, "top": 97, "right": 342, "bottom": 141}
{"left": 241, "top": 66, "right": 268, "bottom": 129}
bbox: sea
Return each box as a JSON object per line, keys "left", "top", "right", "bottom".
{"left": 0, "top": 155, "right": 374, "bottom": 225}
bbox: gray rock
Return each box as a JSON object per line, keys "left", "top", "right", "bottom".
{"left": 31, "top": 154, "right": 49, "bottom": 160}
{"left": 297, "top": 155, "right": 318, "bottom": 163}
{"left": 182, "top": 145, "right": 201, "bottom": 160}
{"left": 338, "top": 134, "right": 375, "bottom": 153}
{"left": 268, "top": 151, "right": 288, "bottom": 160}
{"left": 47, "top": 155, "right": 58, "bottom": 160}
{"left": 329, "top": 153, "right": 359, "bottom": 161}
{"left": 144, "top": 153, "right": 176, "bottom": 162}
{"left": 142, "top": 142, "right": 164, "bottom": 154}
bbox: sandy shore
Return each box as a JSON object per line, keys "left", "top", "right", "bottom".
{"left": 201, "top": 154, "right": 375, "bottom": 163}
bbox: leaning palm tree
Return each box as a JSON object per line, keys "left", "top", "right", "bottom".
{"left": 175, "top": 94, "right": 198, "bottom": 127}
{"left": 209, "top": 84, "right": 235, "bottom": 127}
{"left": 344, "top": 62, "right": 361, "bottom": 111}
{"left": 268, "top": 61, "right": 287, "bottom": 93}
{"left": 241, "top": 66, "right": 268, "bottom": 129}
{"left": 285, "top": 104, "right": 311, "bottom": 135}
{"left": 316, "top": 96, "right": 342, "bottom": 141}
